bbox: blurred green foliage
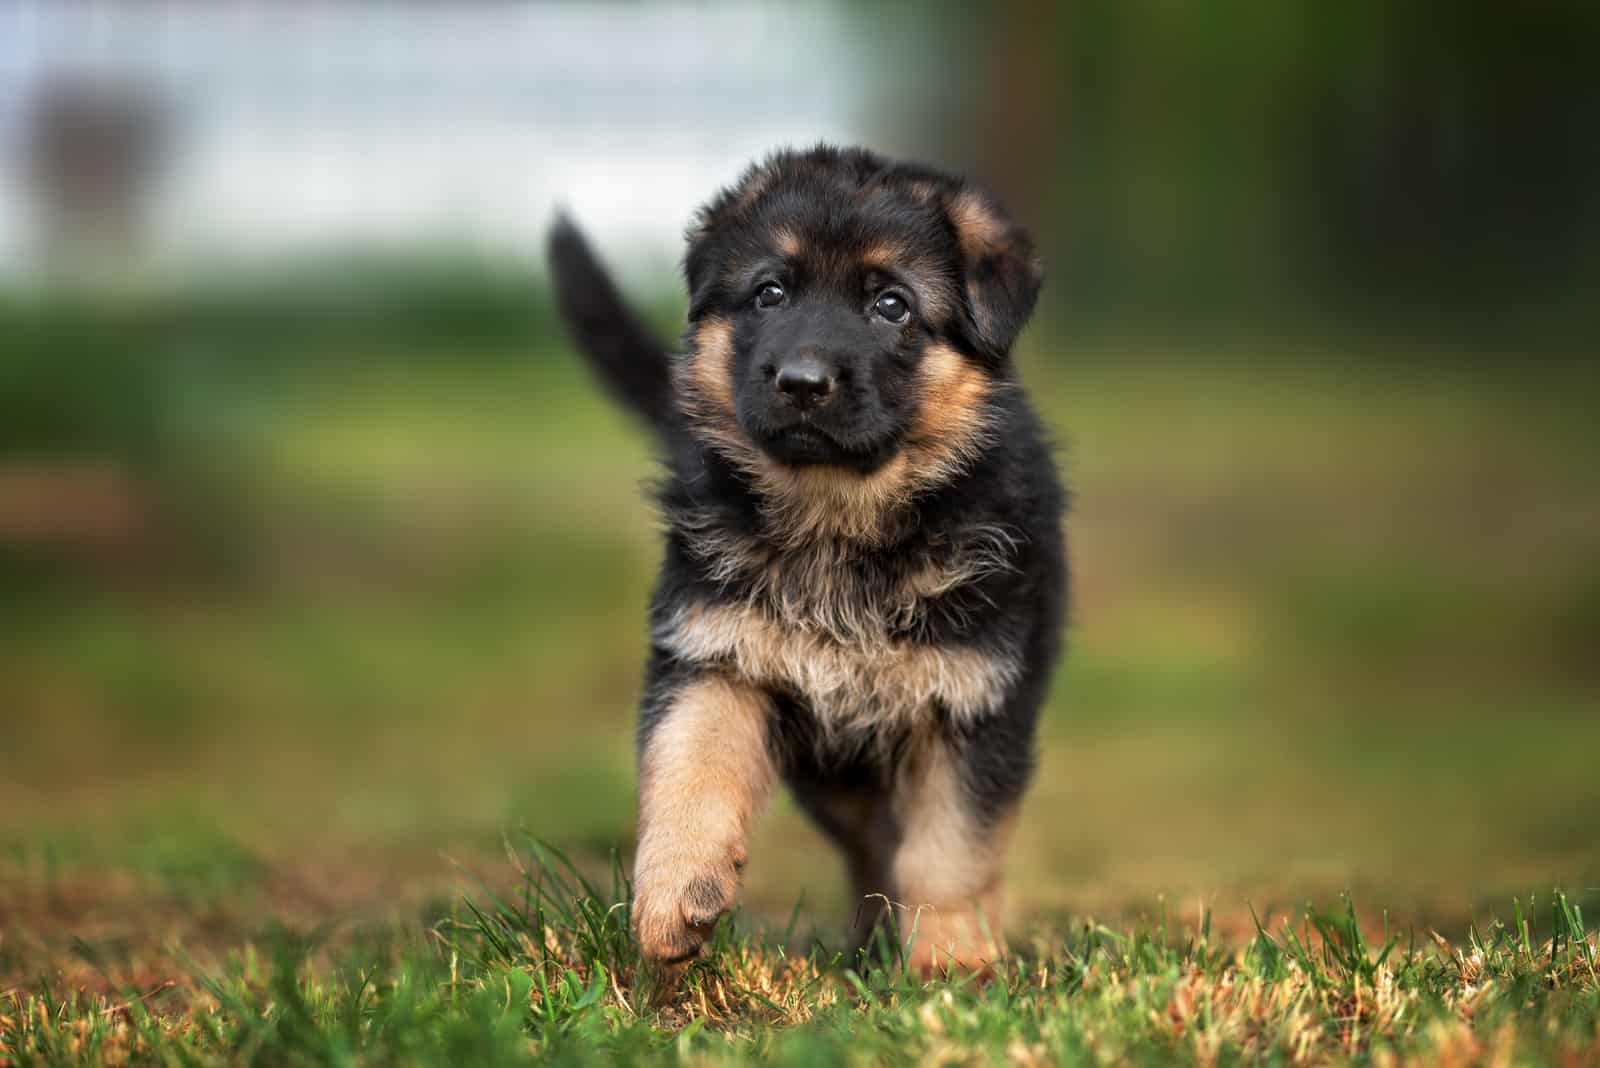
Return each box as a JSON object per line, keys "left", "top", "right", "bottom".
{"left": 1, "top": 264, "right": 1596, "bottom": 938}
{"left": 936, "top": 1, "right": 1600, "bottom": 345}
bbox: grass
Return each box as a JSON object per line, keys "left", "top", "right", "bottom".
{"left": 3, "top": 839, "right": 1597, "bottom": 1066}
{"left": 2, "top": 303, "right": 1598, "bottom": 1063}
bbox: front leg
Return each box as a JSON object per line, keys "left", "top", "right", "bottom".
{"left": 633, "top": 671, "right": 777, "bottom": 964}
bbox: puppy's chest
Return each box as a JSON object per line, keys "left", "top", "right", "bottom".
{"left": 659, "top": 530, "right": 1020, "bottom": 732}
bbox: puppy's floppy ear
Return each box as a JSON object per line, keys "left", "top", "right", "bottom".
{"left": 947, "top": 189, "right": 1043, "bottom": 361}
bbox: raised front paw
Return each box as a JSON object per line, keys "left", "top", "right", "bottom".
{"left": 631, "top": 843, "right": 745, "bottom": 964}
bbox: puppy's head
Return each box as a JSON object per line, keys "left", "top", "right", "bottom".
{"left": 676, "top": 146, "right": 1042, "bottom": 494}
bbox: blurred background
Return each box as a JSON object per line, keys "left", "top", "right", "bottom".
{"left": 3, "top": 1, "right": 1597, "bottom": 978}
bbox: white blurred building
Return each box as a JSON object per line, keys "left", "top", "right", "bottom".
{"left": 0, "top": 2, "right": 886, "bottom": 282}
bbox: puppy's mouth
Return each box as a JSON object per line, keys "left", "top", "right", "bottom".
{"left": 757, "top": 422, "right": 896, "bottom": 473}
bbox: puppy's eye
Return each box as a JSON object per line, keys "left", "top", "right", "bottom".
{"left": 756, "top": 282, "right": 786, "bottom": 308}
{"left": 872, "top": 292, "right": 910, "bottom": 323}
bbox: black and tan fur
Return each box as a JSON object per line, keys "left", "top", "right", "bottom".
{"left": 549, "top": 145, "right": 1067, "bottom": 974}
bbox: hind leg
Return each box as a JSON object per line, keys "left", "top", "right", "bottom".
{"left": 789, "top": 782, "right": 899, "bottom": 950}
{"left": 884, "top": 731, "right": 1017, "bottom": 976}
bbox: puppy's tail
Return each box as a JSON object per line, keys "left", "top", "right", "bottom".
{"left": 547, "top": 213, "right": 675, "bottom": 433}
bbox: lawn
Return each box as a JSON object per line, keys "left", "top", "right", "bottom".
{"left": 3, "top": 321, "right": 1598, "bottom": 1064}
{"left": 5, "top": 839, "right": 1598, "bottom": 1065}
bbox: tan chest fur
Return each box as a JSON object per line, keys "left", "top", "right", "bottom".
{"left": 656, "top": 600, "right": 1017, "bottom": 742}
{"left": 658, "top": 516, "right": 1023, "bottom": 742}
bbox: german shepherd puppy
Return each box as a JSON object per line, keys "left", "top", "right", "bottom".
{"left": 549, "top": 145, "right": 1066, "bottom": 974}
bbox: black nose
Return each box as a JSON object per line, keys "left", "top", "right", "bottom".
{"left": 774, "top": 357, "right": 835, "bottom": 412}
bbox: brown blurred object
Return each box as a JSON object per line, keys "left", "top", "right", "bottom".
{"left": 966, "top": 0, "right": 1059, "bottom": 232}
{"left": 24, "top": 76, "right": 169, "bottom": 260}
{"left": 0, "top": 462, "right": 146, "bottom": 542}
